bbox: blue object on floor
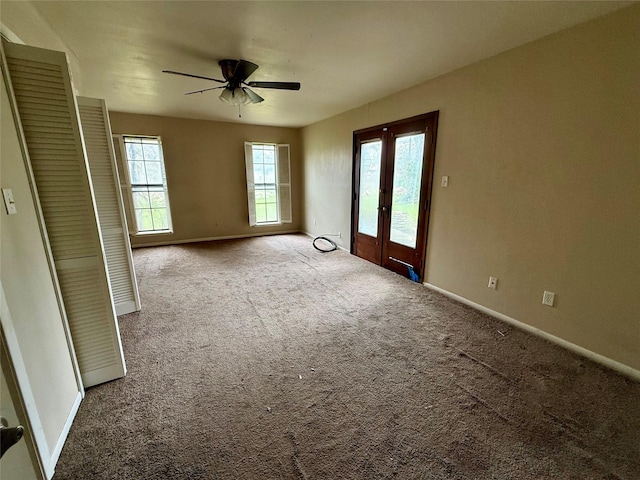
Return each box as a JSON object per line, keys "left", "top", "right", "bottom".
{"left": 408, "top": 266, "right": 420, "bottom": 283}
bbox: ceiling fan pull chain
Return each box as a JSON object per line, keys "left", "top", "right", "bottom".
{"left": 238, "top": 104, "right": 242, "bottom": 118}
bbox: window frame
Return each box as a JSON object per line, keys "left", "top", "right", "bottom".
{"left": 120, "top": 135, "right": 173, "bottom": 235}
{"left": 252, "top": 143, "right": 280, "bottom": 225}
{"left": 244, "top": 142, "right": 292, "bottom": 227}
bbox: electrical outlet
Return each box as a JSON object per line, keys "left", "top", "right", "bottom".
{"left": 488, "top": 276, "right": 498, "bottom": 289}
{"left": 542, "top": 291, "right": 555, "bottom": 307}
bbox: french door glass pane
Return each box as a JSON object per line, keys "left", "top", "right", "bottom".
{"left": 357, "top": 140, "right": 382, "bottom": 237}
{"left": 389, "top": 133, "right": 425, "bottom": 248}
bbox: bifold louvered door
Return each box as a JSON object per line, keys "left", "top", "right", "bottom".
{"left": 77, "top": 97, "right": 140, "bottom": 316}
{"left": 4, "top": 42, "right": 126, "bottom": 387}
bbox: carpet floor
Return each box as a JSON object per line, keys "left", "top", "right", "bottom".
{"left": 54, "top": 234, "right": 639, "bottom": 479}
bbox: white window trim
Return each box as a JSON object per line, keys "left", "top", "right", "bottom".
{"left": 244, "top": 142, "right": 292, "bottom": 227}
{"left": 116, "top": 135, "right": 173, "bottom": 235}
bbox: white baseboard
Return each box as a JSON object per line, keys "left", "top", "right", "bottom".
{"left": 131, "top": 230, "right": 300, "bottom": 248}
{"left": 302, "top": 231, "right": 350, "bottom": 253}
{"left": 423, "top": 282, "right": 640, "bottom": 382}
{"left": 50, "top": 391, "right": 82, "bottom": 468}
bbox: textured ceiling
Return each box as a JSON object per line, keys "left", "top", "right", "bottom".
{"left": 8, "top": 1, "right": 633, "bottom": 127}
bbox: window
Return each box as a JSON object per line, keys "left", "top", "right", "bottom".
{"left": 244, "top": 142, "right": 292, "bottom": 226}
{"left": 121, "top": 136, "right": 172, "bottom": 234}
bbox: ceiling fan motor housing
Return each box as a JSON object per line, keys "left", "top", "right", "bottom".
{"left": 219, "top": 59, "right": 240, "bottom": 85}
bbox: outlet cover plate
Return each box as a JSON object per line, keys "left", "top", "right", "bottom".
{"left": 542, "top": 291, "right": 555, "bottom": 307}
{"left": 488, "top": 276, "right": 498, "bottom": 289}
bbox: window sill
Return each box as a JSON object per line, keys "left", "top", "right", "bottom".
{"left": 253, "top": 222, "right": 282, "bottom": 227}
{"left": 132, "top": 230, "right": 174, "bottom": 237}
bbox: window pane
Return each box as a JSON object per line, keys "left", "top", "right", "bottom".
{"left": 263, "top": 147, "right": 275, "bottom": 164}
{"left": 265, "top": 188, "right": 277, "bottom": 203}
{"left": 250, "top": 143, "right": 280, "bottom": 225}
{"left": 149, "top": 191, "right": 166, "bottom": 208}
{"left": 254, "top": 164, "right": 265, "bottom": 183}
{"left": 126, "top": 142, "right": 143, "bottom": 160}
{"left": 142, "top": 143, "right": 160, "bottom": 161}
{"left": 357, "top": 140, "right": 382, "bottom": 237}
{"left": 129, "top": 161, "right": 147, "bottom": 184}
{"left": 135, "top": 209, "right": 154, "bottom": 231}
{"left": 145, "top": 161, "right": 163, "bottom": 184}
{"left": 264, "top": 164, "right": 276, "bottom": 184}
{"left": 152, "top": 208, "right": 168, "bottom": 230}
{"left": 389, "top": 133, "right": 425, "bottom": 248}
{"left": 125, "top": 136, "right": 172, "bottom": 234}
{"left": 132, "top": 191, "right": 150, "bottom": 209}
{"left": 252, "top": 146, "right": 264, "bottom": 163}
{"left": 255, "top": 203, "right": 267, "bottom": 224}
{"left": 266, "top": 203, "right": 278, "bottom": 222}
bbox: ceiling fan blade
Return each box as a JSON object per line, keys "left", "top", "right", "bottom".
{"left": 243, "top": 87, "right": 264, "bottom": 104}
{"left": 163, "top": 70, "right": 226, "bottom": 83}
{"left": 184, "top": 86, "right": 225, "bottom": 95}
{"left": 232, "top": 60, "right": 259, "bottom": 82}
{"left": 247, "top": 81, "right": 301, "bottom": 91}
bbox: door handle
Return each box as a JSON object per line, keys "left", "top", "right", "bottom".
{"left": 378, "top": 205, "right": 389, "bottom": 213}
{"left": 0, "top": 417, "right": 24, "bottom": 458}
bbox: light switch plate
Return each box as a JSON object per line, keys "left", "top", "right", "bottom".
{"left": 2, "top": 188, "right": 17, "bottom": 215}
{"left": 441, "top": 176, "right": 449, "bottom": 187}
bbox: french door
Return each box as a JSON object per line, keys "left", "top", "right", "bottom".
{"left": 351, "top": 112, "right": 438, "bottom": 281}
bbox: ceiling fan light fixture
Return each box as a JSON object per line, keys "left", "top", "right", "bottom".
{"left": 219, "top": 86, "right": 251, "bottom": 106}
{"left": 165, "top": 59, "right": 298, "bottom": 109}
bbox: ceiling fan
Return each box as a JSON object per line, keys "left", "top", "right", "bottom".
{"left": 163, "top": 59, "right": 300, "bottom": 106}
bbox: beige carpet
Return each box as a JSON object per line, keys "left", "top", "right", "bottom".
{"left": 55, "top": 234, "right": 639, "bottom": 479}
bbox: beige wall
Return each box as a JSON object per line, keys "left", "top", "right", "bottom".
{"left": 302, "top": 6, "right": 640, "bottom": 371}
{"left": 109, "top": 113, "right": 302, "bottom": 247}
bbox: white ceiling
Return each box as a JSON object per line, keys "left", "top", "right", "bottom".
{"left": 23, "top": 1, "right": 632, "bottom": 128}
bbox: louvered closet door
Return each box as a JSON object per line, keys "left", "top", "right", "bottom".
{"left": 77, "top": 97, "right": 140, "bottom": 316}
{"left": 4, "top": 42, "right": 126, "bottom": 387}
